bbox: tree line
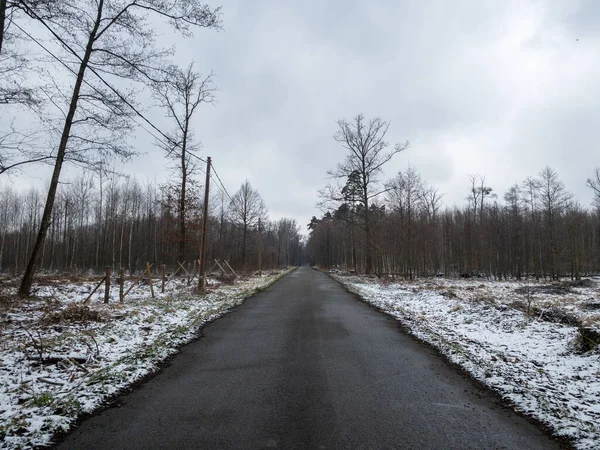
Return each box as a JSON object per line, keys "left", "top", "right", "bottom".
{"left": 0, "top": 174, "right": 305, "bottom": 276}
{"left": 307, "top": 114, "right": 600, "bottom": 280}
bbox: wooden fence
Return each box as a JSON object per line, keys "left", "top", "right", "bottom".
{"left": 82, "top": 260, "right": 238, "bottom": 304}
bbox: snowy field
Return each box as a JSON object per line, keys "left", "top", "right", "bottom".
{"left": 333, "top": 274, "right": 600, "bottom": 449}
{"left": 0, "top": 269, "right": 293, "bottom": 449}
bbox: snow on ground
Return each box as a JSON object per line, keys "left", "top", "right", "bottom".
{"left": 334, "top": 274, "right": 600, "bottom": 449}
{"left": 0, "top": 269, "right": 293, "bottom": 449}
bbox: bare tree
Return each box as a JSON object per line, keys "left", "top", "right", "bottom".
{"left": 1, "top": 1, "right": 51, "bottom": 107}
{"left": 387, "top": 166, "right": 425, "bottom": 279}
{"left": 307, "top": 166, "right": 600, "bottom": 279}
{"left": 153, "top": 63, "right": 215, "bottom": 263}
{"left": 275, "top": 218, "right": 300, "bottom": 267}
{"left": 586, "top": 167, "right": 600, "bottom": 209}
{"left": 466, "top": 174, "right": 493, "bottom": 223}
{"left": 0, "top": 125, "right": 52, "bottom": 175}
{"left": 420, "top": 185, "right": 443, "bottom": 221}
{"left": 328, "top": 114, "right": 409, "bottom": 273}
{"left": 0, "top": 1, "right": 48, "bottom": 174}
{"left": 504, "top": 184, "right": 523, "bottom": 279}
{"left": 537, "top": 166, "right": 572, "bottom": 279}
{"left": 18, "top": 0, "right": 222, "bottom": 296}
{"left": 521, "top": 176, "right": 542, "bottom": 278}
{"left": 229, "top": 180, "right": 267, "bottom": 270}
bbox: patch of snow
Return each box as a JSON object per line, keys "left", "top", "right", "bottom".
{"left": 335, "top": 275, "right": 600, "bottom": 450}
{"left": 0, "top": 269, "right": 293, "bottom": 449}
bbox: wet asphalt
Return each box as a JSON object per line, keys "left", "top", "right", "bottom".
{"left": 56, "top": 267, "right": 563, "bottom": 449}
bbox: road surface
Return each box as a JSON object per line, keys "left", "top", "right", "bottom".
{"left": 56, "top": 267, "right": 562, "bottom": 449}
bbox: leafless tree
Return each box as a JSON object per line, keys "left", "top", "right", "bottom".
{"left": 586, "top": 167, "right": 600, "bottom": 209}
{"left": 18, "top": 0, "right": 222, "bottom": 296}
{"left": 275, "top": 218, "right": 300, "bottom": 267}
{"left": 466, "top": 174, "right": 494, "bottom": 223}
{"left": 153, "top": 62, "right": 215, "bottom": 263}
{"left": 0, "top": 0, "right": 37, "bottom": 104}
{"left": 0, "top": 1, "right": 49, "bottom": 176}
{"left": 328, "top": 114, "right": 409, "bottom": 273}
{"left": 308, "top": 167, "right": 596, "bottom": 280}
{"left": 537, "top": 166, "right": 573, "bottom": 279}
{"left": 229, "top": 180, "right": 267, "bottom": 270}
{"left": 504, "top": 184, "right": 524, "bottom": 278}
{"left": 1, "top": 173, "right": 305, "bottom": 275}
{"left": 387, "top": 166, "right": 424, "bottom": 279}
{"left": 0, "top": 124, "right": 52, "bottom": 175}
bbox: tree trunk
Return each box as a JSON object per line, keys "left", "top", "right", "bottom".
{"left": 178, "top": 124, "right": 188, "bottom": 263}
{"left": 0, "top": 231, "right": 4, "bottom": 272}
{"left": 128, "top": 220, "right": 134, "bottom": 275}
{"left": 362, "top": 173, "right": 372, "bottom": 274}
{"left": 18, "top": 1, "right": 103, "bottom": 296}
{"left": 0, "top": 0, "right": 6, "bottom": 54}
{"left": 242, "top": 221, "right": 247, "bottom": 269}
{"left": 119, "top": 214, "right": 125, "bottom": 270}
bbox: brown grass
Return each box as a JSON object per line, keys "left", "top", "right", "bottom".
{"left": 42, "top": 304, "right": 107, "bottom": 325}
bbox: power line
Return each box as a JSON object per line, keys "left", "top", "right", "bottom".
{"left": 211, "top": 164, "right": 234, "bottom": 203}
{"left": 12, "top": 20, "right": 178, "bottom": 152}
{"left": 186, "top": 152, "right": 207, "bottom": 164}
{"left": 210, "top": 163, "right": 247, "bottom": 218}
{"left": 19, "top": 19, "right": 226, "bottom": 199}
{"left": 209, "top": 173, "right": 233, "bottom": 206}
{"left": 15, "top": 15, "right": 245, "bottom": 220}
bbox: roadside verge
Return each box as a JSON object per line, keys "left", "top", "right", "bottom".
{"left": 0, "top": 268, "right": 295, "bottom": 449}
{"left": 329, "top": 273, "right": 598, "bottom": 450}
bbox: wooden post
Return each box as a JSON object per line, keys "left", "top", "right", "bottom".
{"left": 176, "top": 261, "right": 188, "bottom": 277}
{"left": 188, "top": 260, "right": 199, "bottom": 285}
{"left": 119, "top": 268, "right": 125, "bottom": 303}
{"left": 224, "top": 260, "right": 238, "bottom": 278}
{"left": 214, "top": 259, "right": 226, "bottom": 275}
{"left": 104, "top": 266, "right": 111, "bottom": 304}
{"left": 123, "top": 278, "right": 140, "bottom": 299}
{"left": 147, "top": 262, "right": 155, "bottom": 298}
{"left": 161, "top": 264, "right": 166, "bottom": 293}
{"left": 83, "top": 276, "right": 106, "bottom": 304}
{"left": 198, "top": 156, "right": 211, "bottom": 293}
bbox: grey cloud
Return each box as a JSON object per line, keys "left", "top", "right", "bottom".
{"left": 6, "top": 0, "right": 600, "bottom": 227}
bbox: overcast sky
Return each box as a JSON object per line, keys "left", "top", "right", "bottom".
{"left": 7, "top": 0, "right": 600, "bottom": 231}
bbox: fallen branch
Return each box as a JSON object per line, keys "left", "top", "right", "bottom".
{"left": 38, "top": 377, "right": 65, "bottom": 386}
{"left": 20, "top": 326, "right": 44, "bottom": 360}
{"left": 68, "top": 357, "right": 90, "bottom": 374}
{"left": 82, "top": 330, "right": 100, "bottom": 358}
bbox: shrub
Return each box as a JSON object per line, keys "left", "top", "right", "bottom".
{"left": 573, "top": 326, "right": 600, "bottom": 353}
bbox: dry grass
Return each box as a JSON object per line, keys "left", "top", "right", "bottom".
{"left": 34, "top": 274, "right": 99, "bottom": 286}
{"left": 0, "top": 294, "right": 18, "bottom": 314}
{"left": 41, "top": 303, "right": 107, "bottom": 325}
{"left": 573, "top": 326, "right": 600, "bottom": 353}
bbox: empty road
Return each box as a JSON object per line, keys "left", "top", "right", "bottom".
{"left": 56, "top": 267, "right": 562, "bottom": 449}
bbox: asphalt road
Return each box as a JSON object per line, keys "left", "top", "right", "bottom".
{"left": 56, "top": 267, "right": 562, "bottom": 449}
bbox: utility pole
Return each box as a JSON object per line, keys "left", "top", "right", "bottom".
{"left": 258, "top": 218, "right": 262, "bottom": 276}
{"left": 198, "top": 157, "right": 211, "bottom": 293}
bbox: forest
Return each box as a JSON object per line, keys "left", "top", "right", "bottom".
{"left": 0, "top": 174, "right": 305, "bottom": 276}
{"left": 306, "top": 115, "right": 600, "bottom": 281}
